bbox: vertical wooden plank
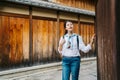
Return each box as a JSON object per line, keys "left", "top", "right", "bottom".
{"left": 33, "top": 19, "right": 44, "bottom": 62}
{"left": 68, "top": 0, "right": 71, "bottom": 7}
{"left": 83, "top": 24, "right": 86, "bottom": 45}
{"left": 93, "top": 0, "right": 95, "bottom": 11}
{"left": 86, "top": 24, "right": 89, "bottom": 44}
{"left": 59, "top": 21, "right": 64, "bottom": 37}
{"left": 92, "top": 23, "right": 95, "bottom": 57}
{"left": 23, "top": 18, "right": 29, "bottom": 62}
{"left": 91, "top": 0, "right": 94, "bottom": 11}
{"left": 86, "top": 0, "right": 88, "bottom": 10}
{"left": 9, "top": 17, "right": 17, "bottom": 64}
{"left": 87, "top": 23, "right": 90, "bottom": 57}
{"left": 32, "top": 19, "right": 38, "bottom": 62}
{"left": 29, "top": 6, "right": 33, "bottom": 64}
{"left": 83, "top": 0, "right": 85, "bottom": 10}
{"left": 56, "top": 11, "right": 60, "bottom": 60}
{"left": 48, "top": 21, "right": 53, "bottom": 61}
{"left": 73, "top": 23, "right": 79, "bottom": 34}
{"left": 1, "top": 16, "right": 10, "bottom": 67}
{"left": 16, "top": 18, "right": 23, "bottom": 63}
{"left": 81, "top": 23, "right": 84, "bottom": 57}
{"left": 64, "top": 0, "right": 67, "bottom": 6}
{"left": 35, "top": 19, "right": 44, "bottom": 62}
{"left": 71, "top": 0, "right": 73, "bottom": 7}
{"left": 84, "top": 24, "right": 88, "bottom": 57}
{"left": 38, "top": 20, "right": 43, "bottom": 62}
{"left": 78, "top": 0, "right": 80, "bottom": 9}
{"left": 80, "top": 23, "right": 84, "bottom": 57}
{"left": 53, "top": 21, "right": 57, "bottom": 60}
{"left": 42, "top": 20, "right": 49, "bottom": 62}
{"left": 88, "top": 24, "right": 92, "bottom": 57}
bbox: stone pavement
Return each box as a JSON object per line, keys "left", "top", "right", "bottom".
{"left": 0, "top": 59, "right": 97, "bottom": 80}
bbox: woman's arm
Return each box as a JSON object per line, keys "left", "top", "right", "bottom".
{"left": 79, "top": 34, "right": 95, "bottom": 53}
{"left": 58, "top": 37, "right": 66, "bottom": 54}
{"left": 90, "top": 34, "right": 96, "bottom": 46}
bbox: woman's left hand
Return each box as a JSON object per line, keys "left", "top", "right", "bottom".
{"left": 90, "top": 34, "right": 96, "bottom": 45}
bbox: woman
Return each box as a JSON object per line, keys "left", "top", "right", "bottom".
{"left": 58, "top": 21, "right": 95, "bottom": 80}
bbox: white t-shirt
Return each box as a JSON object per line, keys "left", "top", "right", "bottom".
{"left": 58, "top": 33, "right": 91, "bottom": 57}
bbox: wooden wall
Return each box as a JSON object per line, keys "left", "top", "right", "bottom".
{"left": 0, "top": 15, "right": 95, "bottom": 69}
{"left": 0, "top": 16, "right": 29, "bottom": 68}
{"left": 32, "top": 19, "right": 59, "bottom": 63}
{"left": 0, "top": 2, "right": 95, "bottom": 69}
{"left": 51, "top": 0, "right": 95, "bottom": 11}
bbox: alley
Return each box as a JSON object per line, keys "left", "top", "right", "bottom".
{"left": 2, "top": 60, "right": 97, "bottom": 80}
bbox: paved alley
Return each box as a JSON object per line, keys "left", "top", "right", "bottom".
{"left": 1, "top": 60, "right": 97, "bottom": 80}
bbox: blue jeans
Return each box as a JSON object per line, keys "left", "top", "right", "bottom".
{"left": 62, "top": 56, "right": 81, "bottom": 80}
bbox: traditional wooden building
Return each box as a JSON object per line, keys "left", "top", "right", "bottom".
{"left": 0, "top": 0, "right": 95, "bottom": 70}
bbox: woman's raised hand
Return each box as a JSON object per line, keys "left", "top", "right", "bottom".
{"left": 60, "top": 38, "right": 66, "bottom": 46}
{"left": 58, "top": 38, "right": 66, "bottom": 52}
{"left": 90, "top": 34, "right": 96, "bottom": 45}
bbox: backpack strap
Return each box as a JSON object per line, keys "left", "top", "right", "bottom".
{"left": 77, "top": 35, "right": 79, "bottom": 50}
{"left": 63, "top": 35, "right": 64, "bottom": 39}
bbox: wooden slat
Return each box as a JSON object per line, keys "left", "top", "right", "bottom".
{"left": 42, "top": 20, "right": 49, "bottom": 62}
{"left": 73, "top": 23, "right": 79, "bottom": 34}
{"left": 1, "top": 16, "right": 10, "bottom": 66}
{"left": 16, "top": 18, "right": 23, "bottom": 62}
{"left": 9, "top": 17, "right": 17, "bottom": 63}
{"left": 39, "top": 20, "right": 44, "bottom": 61}
{"left": 33, "top": 19, "right": 38, "bottom": 62}
{"left": 23, "top": 18, "right": 29, "bottom": 61}
{"left": 59, "top": 21, "right": 64, "bottom": 37}
{"left": 53, "top": 21, "right": 57, "bottom": 60}
{"left": 37, "top": 20, "right": 43, "bottom": 61}
{"left": 48, "top": 21, "right": 53, "bottom": 61}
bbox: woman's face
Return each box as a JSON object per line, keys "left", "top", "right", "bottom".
{"left": 65, "top": 21, "right": 73, "bottom": 32}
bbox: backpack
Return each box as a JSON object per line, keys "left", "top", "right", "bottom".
{"left": 63, "top": 35, "right": 79, "bottom": 50}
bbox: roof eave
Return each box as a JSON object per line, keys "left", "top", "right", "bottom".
{"left": 3, "top": 0, "right": 95, "bottom": 16}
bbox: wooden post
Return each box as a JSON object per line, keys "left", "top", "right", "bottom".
{"left": 29, "top": 6, "right": 33, "bottom": 65}
{"left": 115, "top": 0, "right": 120, "bottom": 80}
{"left": 96, "top": 0, "right": 118, "bottom": 80}
{"left": 56, "top": 11, "right": 60, "bottom": 60}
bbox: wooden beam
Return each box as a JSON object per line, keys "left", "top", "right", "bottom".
{"left": 115, "top": 0, "right": 120, "bottom": 80}
{"left": 29, "top": 6, "right": 33, "bottom": 65}
{"left": 56, "top": 11, "right": 60, "bottom": 60}
{"left": 96, "top": 0, "right": 117, "bottom": 80}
